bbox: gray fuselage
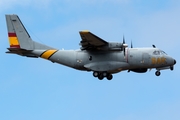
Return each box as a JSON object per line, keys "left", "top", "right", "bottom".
{"left": 32, "top": 47, "right": 175, "bottom": 74}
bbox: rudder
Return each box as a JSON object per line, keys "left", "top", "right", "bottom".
{"left": 5, "top": 14, "right": 55, "bottom": 57}
{"left": 6, "top": 14, "right": 34, "bottom": 50}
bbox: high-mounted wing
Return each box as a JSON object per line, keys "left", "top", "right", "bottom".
{"left": 79, "top": 31, "right": 108, "bottom": 50}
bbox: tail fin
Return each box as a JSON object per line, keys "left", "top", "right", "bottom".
{"left": 6, "top": 14, "right": 53, "bottom": 51}
{"left": 6, "top": 14, "right": 35, "bottom": 50}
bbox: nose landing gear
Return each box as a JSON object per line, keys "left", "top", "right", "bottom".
{"left": 170, "top": 66, "right": 174, "bottom": 71}
{"left": 155, "top": 71, "right": 161, "bottom": 76}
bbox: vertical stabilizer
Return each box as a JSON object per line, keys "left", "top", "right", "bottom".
{"left": 6, "top": 14, "right": 54, "bottom": 50}
{"left": 6, "top": 15, "right": 34, "bottom": 50}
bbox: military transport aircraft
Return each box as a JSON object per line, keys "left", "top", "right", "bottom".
{"left": 5, "top": 14, "right": 176, "bottom": 80}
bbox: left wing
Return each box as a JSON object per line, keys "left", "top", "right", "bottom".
{"left": 79, "top": 31, "right": 108, "bottom": 50}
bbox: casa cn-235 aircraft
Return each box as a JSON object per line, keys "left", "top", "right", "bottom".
{"left": 5, "top": 14, "right": 176, "bottom": 80}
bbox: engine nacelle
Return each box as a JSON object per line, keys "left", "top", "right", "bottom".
{"left": 94, "top": 42, "right": 128, "bottom": 51}
{"left": 99, "top": 42, "right": 124, "bottom": 51}
{"left": 130, "top": 68, "right": 148, "bottom": 73}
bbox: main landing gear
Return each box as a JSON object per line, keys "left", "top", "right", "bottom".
{"left": 93, "top": 71, "right": 113, "bottom": 80}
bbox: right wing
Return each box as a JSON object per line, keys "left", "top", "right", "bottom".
{"left": 79, "top": 31, "right": 108, "bottom": 50}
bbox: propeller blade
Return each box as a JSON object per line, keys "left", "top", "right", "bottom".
{"left": 123, "top": 35, "right": 125, "bottom": 44}
{"left": 123, "top": 35, "right": 125, "bottom": 56}
{"left": 131, "top": 40, "right": 133, "bottom": 48}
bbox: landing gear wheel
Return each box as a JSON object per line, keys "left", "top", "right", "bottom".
{"left": 170, "top": 66, "right": 174, "bottom": 71}
{"left": 93, "top": 71, "right": 99, "bottom": 77}
{"left": 155, "top": 71, "right": 161, "bottom": 76}
{"left": 107, "top": 74, "right": 113, "bottom": 80}
{"left": 98, "top": 74, "right": 104, "bottom": 80}
{"left": 102, "top": 72, "right": 108, "bottom": 77}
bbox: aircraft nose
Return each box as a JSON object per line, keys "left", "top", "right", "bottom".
{"left": 174, "top": 59, "right": 176, "bottom": 65}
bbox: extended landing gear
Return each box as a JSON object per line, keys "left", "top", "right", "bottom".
{"left": 170, "top": 66, "right": 174, "bottom": 71}
{"left": 93, "top": 71, "right": 99, "bottom": 77}
{"left": 155, "top": 71, "right": 161, "bottom": 76}
{"left": 98, "top": 74, "right": 104, "bottom": 80}
{"left": 107, "top": 74, "right": 113, "bottom": 80}
{"left": 93, "top": 71, "right": 113, "bottom": 80}
{"left": 155, "top": 65, "right": 175, "bottom": 76}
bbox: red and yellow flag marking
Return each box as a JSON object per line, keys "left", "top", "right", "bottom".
{"left": 41, "top": 50, "right": 57, "bottom": 59}
{"left": 8, "top": 33, "right": 20, "bottom": 48}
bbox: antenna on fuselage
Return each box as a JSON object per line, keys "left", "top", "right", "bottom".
{"left": 152, "top": 44, "right": 156, "bottom": 48}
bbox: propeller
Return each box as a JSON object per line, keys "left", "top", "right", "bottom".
{"left": 123, "top": 35, "right": 125, "bottom": 44}
{"left": 123, "top": 36, "right": 125, "bottom": 56}
{"left": 122, "top": 35, "right": 128, "bottom": 56}
{"left": 131, "top": 40, "right": 133, "bottom": 48}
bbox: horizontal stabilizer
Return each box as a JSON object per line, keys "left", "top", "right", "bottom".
{"left": 6, "top": 48, "right": 38, "bottom": 58}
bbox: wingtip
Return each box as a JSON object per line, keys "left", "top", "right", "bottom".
{"left": 80, "top": 30, "right": 90, "bottom": 33}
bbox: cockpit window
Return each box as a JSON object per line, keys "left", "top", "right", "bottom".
{"left": 153, "top": 51, "right": 160, "bottom": 55}
{"left": 160, "top": 51, "right": 167, "bottom": 55}
{"left": 153, "top": 50, "right": 167, "bottom": 55}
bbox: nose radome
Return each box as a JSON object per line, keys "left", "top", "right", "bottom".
{"left": 174, "top": 59, "right": 176, "bottom": 65}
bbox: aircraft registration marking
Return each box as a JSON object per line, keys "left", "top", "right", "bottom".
{"left": 151, "top": 57, "right": 166, "bottom": 64}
